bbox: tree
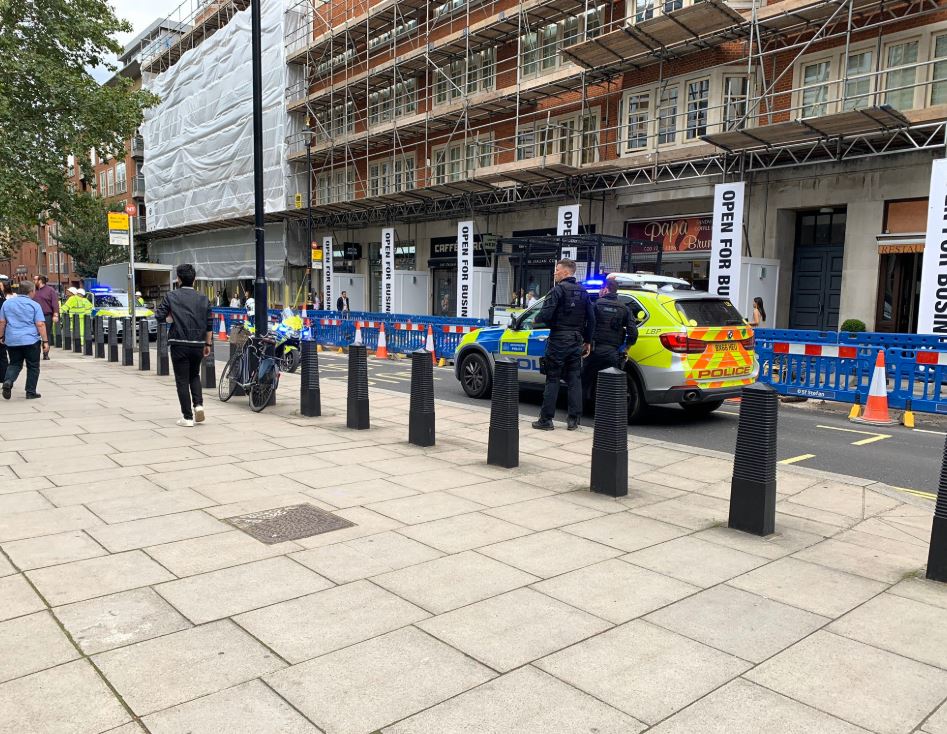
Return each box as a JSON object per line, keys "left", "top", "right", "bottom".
{"left": 0, "top": 0, "right": 158, "bottom": 243}
{"left": 53, "top": 193, "right": 128, "bottom": 278}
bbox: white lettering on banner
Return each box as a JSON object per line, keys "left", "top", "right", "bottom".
{"left": 557, "top": 204, "right": 580, "bottom": 261}
{"left": 457, "top": 220, "right": 474, "bottom": 318}
{"left": 708, "top": 182, "right": 745, "bottom": 305}
{"left": 918, "top": 159, "right": 947, "bottom": 334}
{"left": 323, "top": 236, "right": 334, "bottom": 310}
{"left": 381, "top": 227, "right": 395, "bottom": 314}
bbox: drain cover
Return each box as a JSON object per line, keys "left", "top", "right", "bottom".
{"left": 226, "top": 504, "right": 355, "bottom": 544}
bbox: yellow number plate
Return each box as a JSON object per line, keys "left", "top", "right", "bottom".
{"left": 713, "top": 342, "right": 739, "bottom": 352}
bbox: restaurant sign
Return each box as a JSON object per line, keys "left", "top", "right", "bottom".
{"left": 624, "top": 216, "right": 712, "bottom": 253}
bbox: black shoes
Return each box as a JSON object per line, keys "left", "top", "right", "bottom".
{"left": 26, "top": 393, "right": 41, "bottom": 400}
{"left": 567, "top": 416, "right": 580, "bottom": 431}
{"left": 1, "top": 383, "right": 10, "bottom": 400}
{"left": 532, "top": 419, "right": 554, "bottom": 431}
{"left": 42, "top": 354, "right": 50, "bottom": 361}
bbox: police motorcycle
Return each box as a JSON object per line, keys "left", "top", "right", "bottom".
{"left": 244, "top": 307, "right": 306, "bottom": 373}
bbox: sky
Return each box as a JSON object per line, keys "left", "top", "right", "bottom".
{"left": 89, "top": 0, "right": 183, "bottom": 82}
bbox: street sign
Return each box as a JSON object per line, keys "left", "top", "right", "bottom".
{"left": 125, "top": 204, "right": 137, "bottom": 216}
{"left": 108, "top": 212, "right": 130, "bottom": 246}
{"left": 295, "top": 193, "right": 303, "bottom": 209}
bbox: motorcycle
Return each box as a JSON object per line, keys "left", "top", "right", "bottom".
{"left": 244, "top": 308, "right": 305, "bottom": 373}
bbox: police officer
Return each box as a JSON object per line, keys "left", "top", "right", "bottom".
{"left": 584, "top": 278, "right": 637, "bottom": 393}
{"left": 533, "top": 258, "right": 594, "bottom": 431}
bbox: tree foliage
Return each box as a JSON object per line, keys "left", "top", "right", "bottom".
{"left": 0, "top": 0, "right": 158, "bottom": 248}
{"left": 53, "top": 193, "right": 128, "bottom": 278}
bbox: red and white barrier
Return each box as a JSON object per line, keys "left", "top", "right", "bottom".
{"left": 916, "top": 351, "right": 947, "bottom": 365}
{"left": 442, "top": 325, "right": 477, "bottom": 334}
{"left": 772, "top": 343, "right": 857, "bottom": 359}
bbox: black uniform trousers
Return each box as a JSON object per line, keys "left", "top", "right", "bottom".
{"left": 583, "top": 344, "right": 623, "bottom": 392}
{"left": 540, "top": 331, "right": 584, "bottom": 421}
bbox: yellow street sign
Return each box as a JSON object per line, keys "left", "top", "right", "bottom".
{"left": 108, "top": 212, "right": 129, "bottom": 231}
{"left": 295, "top": 193, "right": 303, "bottom": 209}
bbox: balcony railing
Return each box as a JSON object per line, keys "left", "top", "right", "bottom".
{"left": 131, "top": 136, "right": 145, "bottom": 158}
{"left": 132, "top": 175, "right": 146, "bottom": 198}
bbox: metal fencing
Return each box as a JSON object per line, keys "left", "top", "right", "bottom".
{"left": 755, "top": 328, "right": 947, "bottom": 414}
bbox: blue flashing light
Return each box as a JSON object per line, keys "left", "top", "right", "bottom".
{"left": 583, "top": 278, "right": 604, "bottom": 287}
{"left": 89, "top": 287, "right": 112, "bottom": 294}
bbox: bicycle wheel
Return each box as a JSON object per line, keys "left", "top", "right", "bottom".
{"left": 248, "top": 358, "right": 277, "bottom": 412}
{"left": 218, "top": 352, "right": 240, "bottom": 402}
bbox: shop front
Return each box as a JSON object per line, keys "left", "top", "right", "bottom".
{"left": 875, "top": 198, "right": 926, "bottom": 333}
{"left": 427, "top": 234, "right": 487, "bottom": 315}
{"left": 624, "top": 215, "right": 712, "bottom": 289}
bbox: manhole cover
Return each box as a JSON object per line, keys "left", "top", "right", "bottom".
{"left": 226, "top": 504, "right": 355, "bottom": 544}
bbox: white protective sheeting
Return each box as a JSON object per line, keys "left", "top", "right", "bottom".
{"left": 141, "top": 0, "right": 289, "bottom": 232}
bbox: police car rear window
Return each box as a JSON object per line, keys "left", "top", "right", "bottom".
{"left": 675, "top": 299, "right": 745, "bottom": 327}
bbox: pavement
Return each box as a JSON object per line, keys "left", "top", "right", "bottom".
{"left": 0, "top": 348, "right": 945, "bottom": 734}
{"left": 233, "top": 349, "right": 946, "bottom": 494}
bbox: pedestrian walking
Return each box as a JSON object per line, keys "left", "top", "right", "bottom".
{"left": 154, "top": 264, "right": 214, "bottom": 427}
{"left": 32, "top": 275, "right": 59, "bottom": 360}
{"left": 583, "top": 278, "right": 636, "bottom": 395}
{"left": 532, "top": 258, "right": 594, "bottom": 431}
{"left": 229, "top": 294, "right": 241, "bottom": 308}
{"left": 336, "top": 290, "right": 350, "bottom": 316}
{"left": 0, "top": 281, "right": 49, "bottom": 400}
{"left": 0, "top": 281, "right": 12, "bottom": 380}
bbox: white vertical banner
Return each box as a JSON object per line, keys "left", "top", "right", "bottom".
{"left": 918, "top": 159, "right": 947, "bottom": 334}
{"left": 381, "top": 227, "right": 395, "bottom": 314}
{"left": 456, "top": 220, "right": 474, "bottom": 318}
{"left": 323, "top": 236, "right": 334, "bottom": 311}
{"left": 557, "top": 204, "right": 579, "bottom": 260}
{"left": 708, "top": 182, "right": 745, "bottom": 305}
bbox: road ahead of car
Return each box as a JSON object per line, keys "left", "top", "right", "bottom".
{"left": 216, "top": 349, "right": 943, "bottom": 497}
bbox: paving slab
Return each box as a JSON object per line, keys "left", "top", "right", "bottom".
{"left": 395, "top": 511, "right": 531, "bottom": 554}
{"left": 1, "top": 530, "right": 106, "bottom": 571}
{"left": 290, "top": 531, "right": 443, "bottom": 583}
{"left": 536, "top": 619, "right": 749, "bottom": 724}
{"left": 93, "top": 619, "right": 285, "bottom": 717}
{"left": 367, "top": 491, "right": 485, "bottom": 524}
{"left": 54, "top": 587, "right": 192, "bottom": 655}
{"left": 372, "top": 550, "right": 538, "bottom": 613}
{"left": 792, "top": 537, "right": 925, "bottom": 583}
{"left": 692, "top": 524, "right": 826, "bottom": 560}
{"left": 728, "top": 556, "right": 887, "bottom": 617}
{"left": 0, "top": 611, "right": 79, "bottom": 683}
{"left": 38, "top": 476, "right": 164, "bottom": 508}
{"left": 87, "top": 488, "right": 217, "bottom": 524}
{"left": 384, "top": 467, "right": 493, "bottom": 492}
{"left": 630, "top": 493, "right": 731, "bottom": 530}
{"left": 27, "top": 550, "right": 175, "bottom": 606}
{"left": 143, "top": 530, "right": 303, "bottom": 577}
{"left": 0, "top": 659, "right": 130, "bottom": 734}
{"left": 384, "top": 665, "right": 645, "bottom": 734}
{"left": 154, "top": 556, "right": 332, "bottom": 624}
{"left": 925, "top": 700, "right": 947, "bottom": 733}
{"left": 302, "top": 477, "right": 418, "bottom": 508}
{"left": 88, "top": 510, "right": 229, "bottom": 553}
{"left": 235, "top": 579, "right": 429, "bottom": 663}
{"left": 142, "top": 679, "right": 320, "bottom": 734}
{"left": 562, "top": 512, "right": 689, "bottom": 552}
{"left": 647, "top": 677, "right": 871, "bottom": 734}
{"left": 747, "top": 630, "right": 947, "bottom": 734}
{"left": 445, "top": 478, "right": 555, "bottom": 507}
{"left": 266, "top": 626, "right": 495, "bottom": 734}
{"left": 0, "top": 505, "right": 102, "bottom": 543}
{"left": 623, "top": 535, "right": 769, "bottom": 587}
{"left": 888, "top": 576, "right": 947, "bottom": 610}
{"left": 477, "top": 528, "right": 624, "bottom": 578}
{"left": 0, "top": 491, "right": 54, "bottom": 514}
{"left": 533, "top": 558, "right": 699, "bottom": 623}
{"left": 0, "top": 555, "right": 12, "bottom": 578}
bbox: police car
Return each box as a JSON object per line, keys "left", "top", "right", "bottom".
{"left": 92, "top": 290, "right": 158, "bottom": 340}
{"left": 454, "top": 274, "right": 757, "bottom": 421}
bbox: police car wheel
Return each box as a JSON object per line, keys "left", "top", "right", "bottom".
{"left": 626, "top": 371, "right": 646, "bottom": 423}
{"left": 680, "top": 399, "right": 724, "bottom": 416}
{"left": 460, "top": 353, "right": 492, "bottom": 399}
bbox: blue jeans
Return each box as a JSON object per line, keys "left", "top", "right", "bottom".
{"left": 4, "top": 341, "right": 41, "bottom": 395}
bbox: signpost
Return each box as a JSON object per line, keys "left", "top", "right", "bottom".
{"left": 108, "top": 208, "right": 139, "bottom": 351}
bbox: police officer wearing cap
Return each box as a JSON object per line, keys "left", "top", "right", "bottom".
{"left": 584, "top": 278, "right": 637, "bottom": 392}
{"left": 533, "top": 258, "right": 594, "bottom": 431}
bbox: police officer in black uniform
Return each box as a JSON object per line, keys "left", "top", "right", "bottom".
{"left": 533, "top": 258, "right": 594, "bottom": 431}
{"left": 583, "top": 277, "right": 637, "bottom": 393}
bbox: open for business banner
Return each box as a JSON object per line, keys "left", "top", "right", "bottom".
{"left": 323, "top": 236, "right": 333, "bottom": 310}
{"left": 708, "top": 182, "right": 745, "bottom": 306}
{"left": 918, "top": 159, "right": 947, "bottom": 334}
{"left": 457, "top": 220, "right": 474, "bottom": 318}
{"left": 381, "top": 227, "right": 395, "bottom": 313}
{"left": 557, "top": 204, "right": 579, "bottom": 260}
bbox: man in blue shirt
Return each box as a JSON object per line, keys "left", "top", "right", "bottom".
{"left": 0, "top": 281, "right": 49, "bottom": 400}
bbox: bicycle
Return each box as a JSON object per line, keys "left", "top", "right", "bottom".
{"left": 219, "top": 333, "right": 286, "bottom": 412}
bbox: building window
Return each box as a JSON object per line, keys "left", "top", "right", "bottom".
{"left": 801, "top": 60, "right": 830, "bottom": 117}
{"left": 581, "top": 113, "right": 599, "bottom": 164}
{"left": 367, "top": 18, "right": 418, "bottom": 51}
{"left": 685, "top": 78, "right": 709, "bottom": 139}
{"left": 115, "top": 162, "right": 127, "bottom": 194}
{"left": 657, "top": 86, "right": 678, "bottom": 144}
{"left": 434, "top": 0, "right": 465, "bottom": 18}
{"left": 369, "top": 79, "right": 417, "bottom": 124}
{"left": 623, "top": 92, "right": 651, "bottom": 151}
{"left": 884, "top": 40, "right": 918, "bottom": 110}
{"left": 434, "top": 51, "right": 494, "bottom": 106}
{"left": 98, "top": 171, "right": 107, "bottom": 197}
{"left": 520, "top": 8, "right": 601, "bottom": 77}
{"left": 932, "top": 35, "right": 947, "bottom": 105}
{"left": 316, "top": 168, "right": 354, "bottom": 204}
{"left": 107, "top": 168, "right": 115, "bottom": 197}
{"left": 516, "top": 126, "right": 537, "bottom": 160}
{"left": 843, "top": 50, "right": 873, "bottom": 111}
{"left": 630, "top": 0, "right": 700, "bottom": 23}
{"left": 432, "top": 138, "right": 494, "bottom": 184}
{"left": 722, "top": 76, "right": 749, "bottom": 130}
{"left": 368, "top": 156, "right": 415, "bottom": 196}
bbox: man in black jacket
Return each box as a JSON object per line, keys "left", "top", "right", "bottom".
{"left": 336, "top": 291, "right": 350, "bottom": 315}
{"left": 533, "top": 258, "right": 594, "bottom": 431}
{"left": 583, "top": 278, "right": 637, "bottom": 392}
{"left": 155, "top": 264, "right": 214, "bottom": 427}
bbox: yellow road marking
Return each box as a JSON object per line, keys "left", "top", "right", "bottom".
{"left": 890, "top": 485, "right": 937, "bottom": 501}
{"left": 816, "top": 424, "right": 891, "bottom": 446}
{"left": 779, "top": 453, "right": 816, "bottom": 465}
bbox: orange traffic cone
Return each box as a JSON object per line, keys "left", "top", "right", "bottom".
{"left": 852, "top": 350, "right": 898, "bottom": 426}
{"left": 375, "top": 322, "right": 389, "bottom": 359}
{"left": 425, "top": 324, "right": 436, "bottom": 365}
{"left": 218, "top": 315, "right": 228, "bottom": 341}
{"left": 354, "top": 322, "right": 363, "bottom": 346}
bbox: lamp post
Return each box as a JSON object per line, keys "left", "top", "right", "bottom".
{"left": 303, "top": 126, "right": 314, "bottom": 308}
{"left": 251, "top": 0, "right": 268, "bottom": 330}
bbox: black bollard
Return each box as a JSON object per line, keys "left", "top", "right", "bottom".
{"left": 83, "top": 315, "right": 93, "bottom": 356}
{"left": 346, "top": 344, "right": 370, "bottom": 430}
{"left": 122, "top": 318, "right": 134, "bottom": 366}
{"left": 72, "top": 314, "right": 82, "bottom": 353}
{"left": 728, "top": 382, "right": 779, "bottom": 536}
{"left": 590, "top": 367, "right": 628, "bottom": 497}
{"left": 488, "top": 358, "right": 519, "bottom": 468}
{"left": 299, "top": 339, "right": 321, "bottom": 417}
{"left": 926, "top": 436, "right": 947, "bottom": 582}
{"left": 201, "top": 340, "right": 216, "bottom": 388}
{"left": 94, "top": 316, "right": 105, "bottom": 358}
{"left": 138, "top": 326, "right": 150, "bottom": 371}
{"left": 409, "top": 349, "right": 435, "bottom": 446}
{"left": 107, "top": 317, "right": 119, "bottom": 363}
{"left": 157, "top": 323, "right": 169, "bottom": 376}
{"left": 62, "top": 313, "right": 72, "bottom": 350}
{"left": 229, "top": 327, "right": 245, "bottom": 396}
{"left": 53, "top": 317, "right": 62, "bottom": 349}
